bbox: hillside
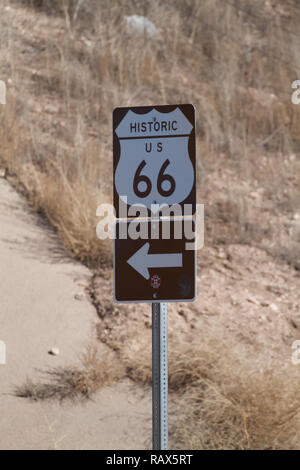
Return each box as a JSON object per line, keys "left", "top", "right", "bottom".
{"left": 0, "top": 0, "right": 300, "bottom": 449}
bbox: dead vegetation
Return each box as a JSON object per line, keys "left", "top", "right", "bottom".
{"left": 1, "top": 0, "right": 300, "bottom": 449}
{"left": 103, "top": 325, "right": 300, "bottom": 450}
{"left": 170, "top": 340, "right": 300, "bottom": 450}
{"left": 0, "top": 0, "right": 298, "bottom": 267}
{"left": 16, "top": 328, "right": 300, "bottom": 449}
{"left": 15, "top": 344, "right": 124, "bottom": 402}
{"left": 174, "top": 360, "right": 300, "bottom": 450}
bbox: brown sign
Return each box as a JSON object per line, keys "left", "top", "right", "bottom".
{"left": 114, "top": 219, "right": 196, "bottom": 303}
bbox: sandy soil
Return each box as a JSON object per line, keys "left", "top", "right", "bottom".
{"left": 0, "top": 178, "right": 151, "bottom": 450}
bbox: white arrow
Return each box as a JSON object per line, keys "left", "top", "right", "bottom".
{"left": 127, "top": 242, "right": 183, "bottom": 280}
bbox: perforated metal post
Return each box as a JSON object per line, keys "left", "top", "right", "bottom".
{"left": 152, "top": 302, "right": 168, "bottom": 450}
{"left": 152, "top": 302, "right": 160, "bottom": 450}
{"left": 160, "top": 302, "right": 168, "bottom": 450}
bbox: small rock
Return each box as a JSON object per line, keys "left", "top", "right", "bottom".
{"left": 48, "top": 347, "right": 59, "bottom": 356}
{"left": 270, "top": 303, "right": 279, "bottom": 312}
{"left": 293, "top": 213, "right": 300, "bottom": 221}
{"left": 0, "top": 168, "right": 6, "bottom": 178}
{"left": 124, "top": 15, "right": 159, "bottom": 39}
{"left": 74, "top": 293, "right": 84, "bottom": 301}
{"left": 217, "top": 248, "right": 226, "bottom": 259}
{"left": 81, "top": 36, "right": 93, "bottom": 48}
{"left": 44, "top": 103, "right": 57, "bottom": 114}
{"left": 247, "top": 296, "right": 260, "bottom": 305}
{"left": 250, "top": 191, "right": 260, "bottom": 199}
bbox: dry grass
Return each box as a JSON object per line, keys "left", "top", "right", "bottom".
{"left": 172, "top": 345, "right": 300, "bottom": 450}
{"left": 121, "top": 328, "right": 300, "bottom": 450}
{"left": 0, "top": 0, "right": 298, "bottom": 266}
{"left": 267, "top": 243, "right": 300, "bottom": 272}
{"left": 15, "top": 319, "right": 300, "bottom": 449}
{"left": 19, "top": 160, "right": 113, "bottom": 268}
{"left": 15, "top": 344, "right": 124, "bottom": 402}
{"left": 175, "top": 367, "right": 300, "bottom": 450}
{"left": 16, "top": 329, "right": 300, "bottom": 448}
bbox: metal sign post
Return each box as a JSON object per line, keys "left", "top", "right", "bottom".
{"left": 152, "top": 302, "right": 168, "bottom": 450}
{"left": 160, "top": 302, "right": 168, "bottom": 450}
{"left": 152, "top": 302, "right": 160, "bottom": 450}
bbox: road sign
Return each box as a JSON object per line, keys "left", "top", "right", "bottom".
{"left": 112, "top": 103, "right": 197, "bottom": 450}
{"left": 114, "top": 219, "right": 196, "bottom": 303}
{"left": 113, "top": 104, "right": 196, "bottom": 218}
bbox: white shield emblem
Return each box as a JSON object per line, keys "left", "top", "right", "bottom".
{"left": 114, "top": 107, "right": 194, "bottom": 213}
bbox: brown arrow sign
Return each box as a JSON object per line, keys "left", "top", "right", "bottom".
{"left": 114, "top": 219, "right": 196, "bottom": 303}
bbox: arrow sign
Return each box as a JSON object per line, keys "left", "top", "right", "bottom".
{"left": 114, "top": 219, "right": 196, "bottom": 302}
{"left": 127, "top": 242, "right": 183, "bottom": 280}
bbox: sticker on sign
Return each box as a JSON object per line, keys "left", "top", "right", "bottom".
{"left": 113, "top": 104, "right": 196, "bottom": 218}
